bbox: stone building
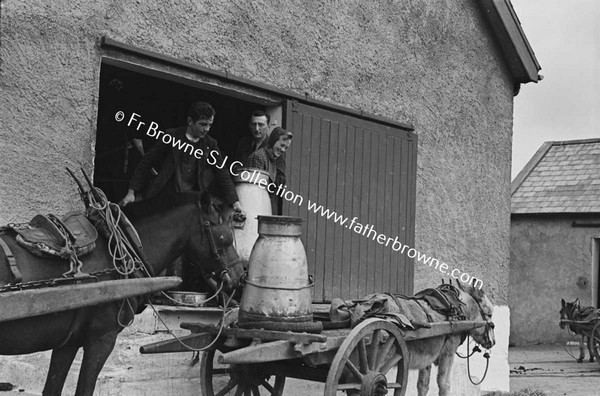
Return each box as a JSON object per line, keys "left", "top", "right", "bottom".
{"left": 510, "top": 138, "right": 600, "bottom": 345}
{"left": 1, "top": 0, "right": 541, "bottom": 393}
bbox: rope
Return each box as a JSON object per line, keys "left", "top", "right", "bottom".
{"left": 87, "top": 188, "right": 142, "bottom": 277}
{"left": 467, "top": 346, "right": 490, "bottom": 386}
{"left": 456, "top": 334, "right": 490, "bottom": 385}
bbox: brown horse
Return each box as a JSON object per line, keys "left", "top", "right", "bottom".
{"left": 560, "top": 298, "right": 598, "bottom": 363}
{"left": 0, "top": 191, "right": 245, "bottom": 396}
{"left": 395, "top": 280, "right": 495, "bottom": 396}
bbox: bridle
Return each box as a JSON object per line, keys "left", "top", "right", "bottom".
{"left": 474, "top": 296, "right": 495, "bottom": 340}
{"left": 560, "top": 300, "right": 581, "bottom": 332}
{"left": 196, "top": 202, "right": 243, "bottom": 284}
{"left": 455, "top": 290, "right": 495, "bottom": 385}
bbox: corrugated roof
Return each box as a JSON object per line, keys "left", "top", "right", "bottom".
{"left": 511, "top": 138, "right": 600, "bottom": 214}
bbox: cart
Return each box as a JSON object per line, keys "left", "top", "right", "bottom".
{"left": 560, "top": 318, "right": 600, "bottom": 365}
{"left": 141, "top": 307, "right": 488, "bottom": 396}
{"left": 0, "top": 277, "right": 181, "bottom": 323}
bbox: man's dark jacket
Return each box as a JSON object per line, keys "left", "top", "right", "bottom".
{"left": 129, "top": 126, "right": 238, "bottom": 205}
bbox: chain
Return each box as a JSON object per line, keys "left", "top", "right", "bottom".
{"left": 0, "top": 268, "right": 116, "bottom": 293}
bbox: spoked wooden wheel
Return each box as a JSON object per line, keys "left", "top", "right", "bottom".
{"left": 324, "top": 318, "right": 408, "bottom": 396}
{"left": 200, "top": 349, "right": 286, "bottom": 395}
{"left": 591, "top": 322, "right": 600, "bottom": 365}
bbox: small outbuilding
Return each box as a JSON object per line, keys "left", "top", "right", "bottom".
{"left": 510, "top": 138, "right": 600, "bottom": 345}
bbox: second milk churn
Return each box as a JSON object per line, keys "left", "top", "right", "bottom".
{"left": 232, "top": 168, "right": 272, "bottom": 261}
{"left": 239, "top": 215, "right": 313, "bottom": 323}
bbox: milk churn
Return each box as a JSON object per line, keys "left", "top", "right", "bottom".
{"left": 239, "top": 215, "right": 313, "bottom": 323}
{"left": 232, "top": 168, "right": 272, "bottom": 261}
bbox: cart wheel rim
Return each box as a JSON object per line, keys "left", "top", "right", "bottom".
{"left": 324, "top": 318, "right": 408, "bottom": 396}
{"left": 200, "top": 349, "right": 286, "bottom": 396}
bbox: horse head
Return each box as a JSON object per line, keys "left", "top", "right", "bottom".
{"left": 124, "top": 191, "right": 246, "bottom": 294}
{"left": 560, "top": 298, "right": 580, "bottom": 329}
{"left": 454, "top": 279, "right": 495, "bottom": 349}
{"left": 193, "top": 191, "right": 246, "bottom": 293}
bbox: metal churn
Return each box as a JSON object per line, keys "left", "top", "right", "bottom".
{"left": 239, "top": 215, "right": 313, "bottom": 324}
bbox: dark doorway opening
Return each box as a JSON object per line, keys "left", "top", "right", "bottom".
{"left": 93, "top": 62, "right": 269, "bottom": 294}
{"left": 94, "top": 62, "right": 261, "bottom": 203}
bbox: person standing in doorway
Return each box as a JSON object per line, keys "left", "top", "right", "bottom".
{"left": 119, "top": 101, "right": 243, "bottom": 213}
{"left": 234, "top": 110, "right": 287, "bottom": 208}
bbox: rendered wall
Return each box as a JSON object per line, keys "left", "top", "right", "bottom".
{"left": 0, "top": 0, "right": 513, "bottom": 300}
{"left": 510, "top": 215, "right": 600, "bottom": 345}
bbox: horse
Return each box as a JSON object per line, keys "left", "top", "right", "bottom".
{"left": 0, "top": 191, "right": 245, "bottom": 396}
{"left": 394, "top": 279, "right": 495, "bottom": 396}
{"left": 560, "top": 298, "right": 598, "bottom": 363}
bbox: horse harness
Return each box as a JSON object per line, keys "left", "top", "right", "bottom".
{"left": 393, "top": 284, "right": 468, "bottom": 343}
{"left": 0, "top": 207, "right": 152, "bottom": 291}
{"left": 197, "top": 202, "right": 242, "bottom": 283}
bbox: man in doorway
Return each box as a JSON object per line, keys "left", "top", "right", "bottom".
{"left": 119, "top": 101, "right": 242, "bottom": 213}
{"left": 234, "top": 110, "right": 287, "bottom": 188}
{"left": 118, "top": 101, "right": 243, "bottom": 292}
{"left": 234, "top": 110, "right": 270, "bottom": 164}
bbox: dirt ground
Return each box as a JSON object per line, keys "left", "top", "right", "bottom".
{"left": 508, "top": 344, "right": 600, "bottom": 396}
{"left": 1, "top": 335, "right": 597, "bottom": 395}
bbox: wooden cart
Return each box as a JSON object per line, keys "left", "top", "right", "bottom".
{"left": 141, "top": 309, "right": 488, "bottom": 396}
{"left": 560, "top": 318, "right": 600, "bottom": 365}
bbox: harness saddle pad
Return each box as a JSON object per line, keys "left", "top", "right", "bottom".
{"left": 406, "top": 284, "right": 465, "bottom": 320}
{"left": 10, "top": 211, "right": 97, "bottom": 258}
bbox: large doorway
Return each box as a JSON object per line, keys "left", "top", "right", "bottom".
{"left": 94, "top": 62, "right": 262, "bottom": 203}
{"left": 93, "top": 59, "right": 417, "bottom": 301}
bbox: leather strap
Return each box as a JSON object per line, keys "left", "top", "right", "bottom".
{"left": 0, "top": 236, "right": 22, "bottom": 283}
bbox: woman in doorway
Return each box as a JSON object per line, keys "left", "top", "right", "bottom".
{"left": 246, "top": 127, "right": 293, "bottom": 212}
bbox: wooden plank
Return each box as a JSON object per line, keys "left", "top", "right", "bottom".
{"left": 359, "top": 129, "right": 372, "bottom": 298}
{"left": 139, "top": 332, "right": 215, "bottom": 354}
{"left": 300, "top": 113, "right": 313, "bottom": 273}
{"left": 219, "top": 334, "right": 349, "bottom": 364}
{"left": 342, "top": 125, "right": 356, "bottom": 298}
{"left": 332, "top": 123, "right": 347, "bottom": 300}
{"left": 383, "top": 136, "right": 394, "bottom": 293}
{"left": 390, "top": 138, "right": 402, "bottom": 293}
{"left": 323, "top": 122, "right": 339, "bottom": 301}
{"left": 351, "top": 128, "right": 364, "bottom": 298}
{"left": 315, "top": 118, "right": 331, "bottom": 301}
{"left": 397, "top": 139, "right": 409, "bottom": 292}
{"left": 0, "top": 277, "right": 181, "bottom": 323}
{"left": 308, "top": 115, "right": 322, "bottom": 299}
{"left": 406, "top": 135, "right": 417, "bottom": 293}
{"left": 375, "top": 133, "right": 386, "bottom": 293}
{"left": 403, "top": 321, "right": 489, "bottom": 341}
{"left": 227, "top": 328, "right": 327, "bottom": 343}
{"left": 219, "top": 340, "right": 298, "bottom": 364}
{"left": 368, "top": 132, "right": 380, "bottom": 294}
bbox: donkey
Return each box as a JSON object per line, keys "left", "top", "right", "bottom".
{"left": 0, "top": 191, "right": 245, "bottom": 396}
{"left": 395, "top": 279, "right": 495, "bottom": 396}
{"left": 560, "top": 298, "right": 598, "bottom": 363}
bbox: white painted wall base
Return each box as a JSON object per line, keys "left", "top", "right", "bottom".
{"left": 481, "top": 305, "right": 510, "bottom": 393}
{"left": 403, "top": 305, "right": 510, "bottom": 395}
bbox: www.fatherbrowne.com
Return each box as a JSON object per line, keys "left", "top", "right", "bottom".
{"left": 306, "top": 202, "right": 483, "bottom": 290}
{"left": 118, "top": 110, "right": 484, "bottom": 290}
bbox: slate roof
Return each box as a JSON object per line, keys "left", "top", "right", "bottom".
{"left": 511, "top": 138, "right": 600, "bottom": 214}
